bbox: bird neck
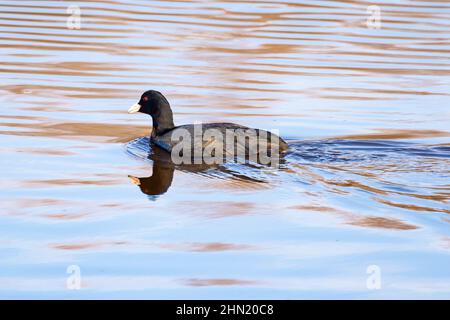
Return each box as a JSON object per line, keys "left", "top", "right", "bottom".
{"left": 151, "top": 106, "right": 175, "bottom": 137}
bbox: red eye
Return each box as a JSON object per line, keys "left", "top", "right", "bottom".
{"left": 142, "top": 96, "right": 149, "bottom": 102}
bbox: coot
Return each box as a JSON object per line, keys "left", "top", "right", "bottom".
{"left": 128, "top": 90, "right": 288, "bottom": 162}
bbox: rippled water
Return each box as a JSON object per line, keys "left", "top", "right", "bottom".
{"left": 1, "top": 0, "right": 449, "bottom": 299}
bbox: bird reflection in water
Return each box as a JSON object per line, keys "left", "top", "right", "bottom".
{"left": 127, "top": 140, "right": 276, "bottom": 199}
{"left": 128, "top": 164, "right": 174, "bottom": 200}
{"left": 128, "top": 145, "right": 177, "bottom": 200}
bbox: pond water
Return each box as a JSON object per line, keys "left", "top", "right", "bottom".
{"left": 0, "top": 0, "right": 449, "bottom": 299}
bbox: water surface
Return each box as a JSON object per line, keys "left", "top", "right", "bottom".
{"left": 0, "top": 0, "right": 449, "bottom": 298}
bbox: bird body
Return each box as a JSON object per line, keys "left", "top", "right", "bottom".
{"left": 128, "top": 90, "right": 288, "bottom": 163}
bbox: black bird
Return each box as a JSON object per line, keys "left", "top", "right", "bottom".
{"left": 128, "top": 90, "right": 288, "bottom": 162}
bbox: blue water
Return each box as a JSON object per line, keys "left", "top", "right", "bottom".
{"left": 0, "top": 0, "right": 449, "bottom": 299}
